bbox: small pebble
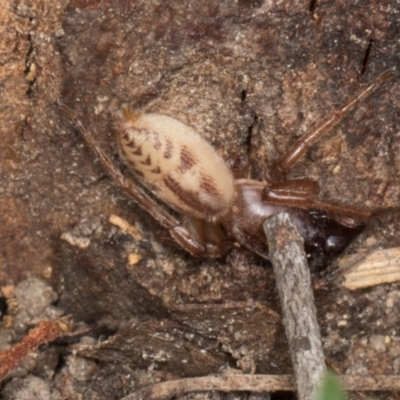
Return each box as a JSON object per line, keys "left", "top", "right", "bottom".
{"left": 2, "top": 376, "right": 51, "bottom": 400}
{"left": 66, "top": 355, "right": 97, "bottom": 382}
{"left": 369, "top": 334, "right": 386, "bottom": 352}
{"left": 15, "top": 278, "right": 57, "bottom": 318}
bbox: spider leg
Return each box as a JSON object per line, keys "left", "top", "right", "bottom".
{"left": 204, "top": 220, "right": 225, "bottom": 257}
{"left": 270, "top": 67, "right": 396, "bottom": 181}
{"left": 268, "top": 179, "right": 320, "bottom": 195}
{"left": 262, "top": 186, "right": 372, "bottom": 227}
{"left": 59, "top": 102, "right": 218, "bottom": 257}
{"left": 170, "top": 216, "right": 225, "bottom": 257}
{"left": 169, "top": 217, "right": 206, "bottom": 256}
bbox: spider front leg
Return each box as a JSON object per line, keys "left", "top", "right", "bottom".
{"left": 59, "top": 103, "right": 222, "bottom": 257}
{"left": 262, "top": 184, "right": 371, "bottom": 227}
{"left": 270, "top": 67, "right": 396, "bottom": 181}
{"left": 171, "top": 215, "right": 224, "bottom": 257}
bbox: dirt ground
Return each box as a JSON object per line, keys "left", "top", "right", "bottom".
{"left": 1, "top": 0, "right": 400, "bottom": 399}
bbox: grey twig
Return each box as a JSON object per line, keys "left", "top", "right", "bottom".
{"left": 263, "top": 212, "right": 326, "bottom": 400}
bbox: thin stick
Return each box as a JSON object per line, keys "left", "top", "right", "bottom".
{"left": 121, "top": 374, "right": 400, "bottom": 400}
{"left": 263, "top": 212, "right": 326, "bottom": 400}
{"left": 122, "top": 374, "right": 295, "bottom": 400}
{"left": 0, "top": 321, "right": 61, "bottom": 381}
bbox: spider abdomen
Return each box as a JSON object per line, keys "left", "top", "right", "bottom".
{"left": 114, "top": 105, "right": 235, "bottom": 220}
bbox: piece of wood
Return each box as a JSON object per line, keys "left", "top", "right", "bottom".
{"left": 263, "top": 212, "right": 326, "bottom": 400}
{"left": 122, "top": 374, "right": 400, "bottom": 400}
{"left": 339, "top": 247, "right": 400, "bottom": 290}
{"left": 0, "top": 321, "right": 61, "bottom": 381}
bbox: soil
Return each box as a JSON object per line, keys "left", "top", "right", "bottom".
{"left": 1, "top": 1, "right": 400, "bottom": 399}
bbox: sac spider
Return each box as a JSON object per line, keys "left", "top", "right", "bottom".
{"left": 59, "top": 67, "right": 395, "bottom": 268}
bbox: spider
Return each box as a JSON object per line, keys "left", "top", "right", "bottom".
{"left": 59, "top": 67, "right": 395, "bottom": 268}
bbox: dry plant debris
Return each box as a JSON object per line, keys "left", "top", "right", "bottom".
{"left": 341, "top": 247, "right": 400, "bottom": 290}
{"left": 0, "top": 321, "right": 61, "bottom": 381}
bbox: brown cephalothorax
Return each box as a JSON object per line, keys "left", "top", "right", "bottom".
{"left": 59, "top": 67, "right": 396, "bottom": 267}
